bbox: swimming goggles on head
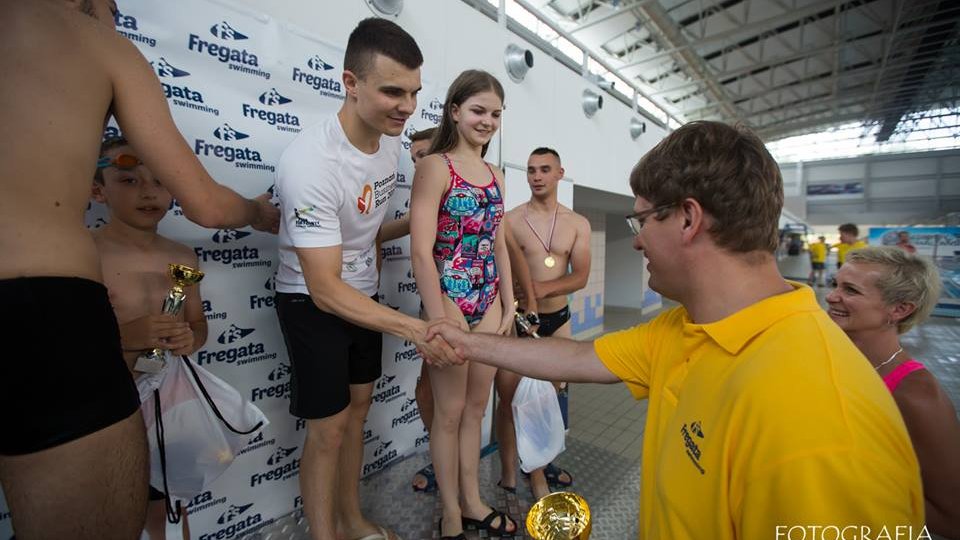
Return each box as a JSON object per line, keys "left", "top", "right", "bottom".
{"left": 96, "top": 154, "right": 142, "bottom": 170}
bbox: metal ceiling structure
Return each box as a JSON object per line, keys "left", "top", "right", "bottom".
{"left": 471, "top": 0, "right": 960, "bottom": 143}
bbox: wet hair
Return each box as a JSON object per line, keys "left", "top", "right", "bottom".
{"left": 428, "top": 70, "right": 504, "bottom": 158}
{"left": 344, "top": 18, "right": 423, "bottom": 80}
{"left": 94, "top": 136, "right": 131, "bottom": 184}
{"left": 629, "top": 121, "right": 783, "bottom": 254}
{"left": 846, "top": 246, "right": 941, "bottom": 334}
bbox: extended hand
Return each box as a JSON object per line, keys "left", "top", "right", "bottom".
{"left": 424, "top": 319, "right": 472, "bottom": 361}
{"left": 414, "top": 319, "right": 465, "bottom": 367}
{"left": 251, "top": 192, "right": 280, "bottom": 234}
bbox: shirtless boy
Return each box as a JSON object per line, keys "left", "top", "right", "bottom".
{"left": 93, "top": 137, "right": 204, "bottom": 540}
{"left": 496, "top": 147, "right": 591, "bottom": 499}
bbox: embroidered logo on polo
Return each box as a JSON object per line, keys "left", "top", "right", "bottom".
{"left": 680, "top": 420, "right": 705, "bottom": 475}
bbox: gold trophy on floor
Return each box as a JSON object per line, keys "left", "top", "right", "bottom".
{"left": 134, "top": 263, "right": 204, "bottom": 374}
{"left": 527, "top": 491, "right": 591, "bottom": 539}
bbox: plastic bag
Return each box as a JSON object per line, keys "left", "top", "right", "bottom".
{"left": 512, "top": 376, "right": 565, "bottom": 473}
{"left": 140, "top": 355, "right": 268, "bottom": 502}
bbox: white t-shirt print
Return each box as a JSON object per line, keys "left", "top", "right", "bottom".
{"left": 275, "top": 115, "right": 400, "bottom": 296}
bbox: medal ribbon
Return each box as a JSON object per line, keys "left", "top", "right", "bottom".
{"left": 523, "top": 203, "right": 559, "bottom": 256}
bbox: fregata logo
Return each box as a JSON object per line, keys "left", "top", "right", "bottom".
{"left": 217, "top": 503, "right": 253, "bottom": 525}
{"left": 268, "top": 363, "right": 291, "bottom": 381}
{"left": 153, "top": 57, "right": 190, "bottom": 78}
{"left": 213, "top": 124, "right": 249, "bottom": 141}
{"left": 264, "top": 276, "right": 275, "bottom": 291}
{"left": 212, "top": 229, "right": 252, "bottom": 243}
{"left": 218, "top": 324, "right": 255, "bottom": 344}
{"left": 429, "top": 97, "right": 443, "bottom": 110}
{"left": 210, "top": 21, "right": 249, "bottom": 40}
{"left": 375, "top": 374, "right": 397, "bottom": 390}
{"left": 374, "top": 440, "right": 393, "bottom": 457}
{"left": 307, "top": 55, "right": 334, "bottom": 71}
{"left": 266, "top": 446, "right": 297, "bottom": 466}
{"left": 259, "top": 88, "right": 292, "bottom": 106}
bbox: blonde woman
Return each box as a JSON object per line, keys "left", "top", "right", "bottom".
{"left": 827, "top": 246, "right": 960, "bottom": 538}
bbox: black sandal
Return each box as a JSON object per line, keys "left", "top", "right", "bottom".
{"left": 496, "top": 479, "right": 517, "bottom": 494}
{"left": 462, "top": 509, "right": 517, "bottom": 536}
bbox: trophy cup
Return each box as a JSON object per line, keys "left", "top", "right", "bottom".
{"left": 514, "top": 301, "right": 540, "bottom": 339}
{"left": 526, "top": 491, "right": 591, "bottom": 539}
{"left": 134, "top": 263, "right": 205, "bottom": 374}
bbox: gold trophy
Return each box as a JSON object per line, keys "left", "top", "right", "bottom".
{"left": 514, "top": 300, "right": 540, "bottom": 339}
{"left": 526, "top": 492, "right": 591, "bottom": 539}
{"left": 134, "top": 263, "right": 205, "bottom": 374}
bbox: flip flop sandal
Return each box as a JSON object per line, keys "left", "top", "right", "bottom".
{"left": 543, "top": 462, "right": 573, "bottom": 488}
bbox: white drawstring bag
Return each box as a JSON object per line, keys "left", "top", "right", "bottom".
{"left": 139, "top": 355, "right": 267, "bottom": 521}
{"left": 512, "top": 376, "right": 565, "bottom": 473}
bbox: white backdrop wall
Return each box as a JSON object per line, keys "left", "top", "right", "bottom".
{"left": 0, "top": 2, "right": 666, "bottom": 539}
{"left": 228, "top": 0, "right": 668, "bottom": 199}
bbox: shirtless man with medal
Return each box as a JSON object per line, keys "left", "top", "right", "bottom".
{"left": 496, "top": 147, "right": 592, "bottom": 499}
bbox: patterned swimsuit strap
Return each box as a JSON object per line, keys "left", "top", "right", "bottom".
{"left": 440, "top": 153, "right": 458, "bottom": 179}
{"left": 441, "top": 153, "right": 497, "bottom": 187}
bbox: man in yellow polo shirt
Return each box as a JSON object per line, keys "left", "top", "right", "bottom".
{"left": 835, "top": 223, "right": 867, "bottom": 268}
{"left": 425, "top": 121, "right": 925, "bottom": 539}
{"left": 808, "top": 235, "right": 828, "bottom": 286}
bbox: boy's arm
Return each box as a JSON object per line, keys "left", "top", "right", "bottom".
{"left": 102, "top": 32, "right": 278, "bottom": 232}
{"left": 505, "top": 214, "right": 538, "bottom": 318}
{"left": 379, "top": 216, "right": 411, "bottom": 242}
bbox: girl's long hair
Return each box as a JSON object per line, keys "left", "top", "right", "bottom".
{"left": 428, "top": 70, "right": 505, "bottom": 158}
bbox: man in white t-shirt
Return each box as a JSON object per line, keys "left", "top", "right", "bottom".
{"left": 274, "top": 18, "right": 455, "bottom": 540}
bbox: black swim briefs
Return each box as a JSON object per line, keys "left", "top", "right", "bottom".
{"left": 1, "top": 277, "right": 140, "bottom": 455}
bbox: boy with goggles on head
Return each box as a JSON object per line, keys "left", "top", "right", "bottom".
{"left": 92, "top": 136, "right": 202, "bottom": 540}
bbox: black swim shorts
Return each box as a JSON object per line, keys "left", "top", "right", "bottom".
{"left": 275, "top": 292, "right": 382, "bottom": 419}
{"left": 1, "top": 277, "right": 140, "bottom": 455}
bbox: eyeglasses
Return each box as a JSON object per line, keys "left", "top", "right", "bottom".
{"left": 625, "top": 203, "right": 676, "bottom": 235}
{"left": 96, "top": 154, "right": 142, "bottom": 170}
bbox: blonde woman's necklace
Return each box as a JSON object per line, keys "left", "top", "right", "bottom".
{"left": 875, "top": 347, "right": 904, "bottom": 371}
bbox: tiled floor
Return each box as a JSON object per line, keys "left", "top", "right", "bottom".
{"left": 242, "top": 291, "right": 960, "bottom": 540}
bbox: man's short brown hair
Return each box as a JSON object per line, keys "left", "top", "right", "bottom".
{"left": 408, "top": 127, "right": 436, "bottom": 143}
{"left": 344, "top": 18, "right": 423, "bottom": 80}
{"left": 629, "top": 121, "right": 783, "bottom": 254}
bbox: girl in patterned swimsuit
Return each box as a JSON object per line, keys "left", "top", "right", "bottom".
{"left": 410, "top": 70, "right": 516, "bottom": 539}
